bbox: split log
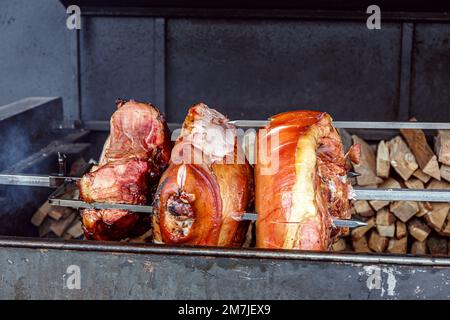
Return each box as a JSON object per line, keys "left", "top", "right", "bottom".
{"left": 332, "top": 238, "right": 347, "bottom": 252}
{"left": 62, "top": 233, "right": 73, "bottom": 240}
{"left": 48, "top": 208, "right": 64, "bottom": 221}
{"left": 439, "top": 215, "right": 450, "bottom": 236}
{"left": 50, "top": 212, "right": 76, "bottom": 237}
{"left": 404, "top": 178, "right": 424, "bottom": 190}
{"left": 412, "top": 168, "right": 431, "bottom": 184}
{"left": 352, "top": 135, "right": 383, "bottom": 186}
{"left": 424, "top": 203, "right": 450, "bottom": 232}
{"left": 376, "top": 140, "right": 390, "bottom": 178}
{"left": 416, "top": 202, "right": 433, "bottom": 218}
{"left": 353, "top": 200, "right": 374, "bottom": 217}
{"left": 388, "top": 136, "right": 418, "bottom": 181}
{"left": 376, "top": 208, "right": 396, "bottom": 226}
{"left": 408, "top": 218, "right": 431, "bottom": 242}
{"left": 396, "top": 221, "right": 407, "bottom": 239}
{"left": 376, "top": 225, "right": 395, "bottom": 238}
{"left": 387, "top": 237, "right": 407, "bottom": 254}
{"left": 66, "top": 220, "right": 84, "bottom": 238}
{"left": 411, "top": 241, "right": 428, "bottom": 255}
{"left": 435, "top": 130, "right": 450, "bottom": 165}
{"left": 375, "top": 208, "right": 396, "bottom": 237}
{"left": 351, "top": 217, "right": 375, "bottom": 240}
{"left": 427, "top": 179, "right": 450, "bottom": 190}
{"left": 441, "top": 165, "right": 450, "bottom": 183}
{"left": 38, "top": 219, "right": 52, "bottom": 237}
{"left": 369, "top": 178, "right": 401, "bottom": 211}
{"left": 352, "top": 236, "right": 371, "bottom": 253}
{"left": 390, "top": 201, "right": 419, "bottom": 222}
{"left": 31, "top": 202, "right": 52, "bottom": 227}
{"left": 368, "top": 230, "right": 389, "bottom": 253}
{"left": 427, "top": 236, "right": 448, "bottom": 255}
{"left": 400, "top": 121, "right": 440, "bottom": 180}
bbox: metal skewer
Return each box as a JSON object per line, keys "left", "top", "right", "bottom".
{"left": 46, "top": 198, "right": 366, "bottom": 228}
{"left": 241, "top": 213, "right": 367, "bottom": 228}
{"left": 0, "top": 173, "right": 80, "bottom": 188}
{"left": 1, "top": 173, "right": 450, "bottom": 201}
{"left": 229, "top": 120, "right": 450, "bottom": 130}
{"left": 0, "top": 172, "right": 360, "bottom": 186}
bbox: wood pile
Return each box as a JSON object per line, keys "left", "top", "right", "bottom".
{"left": 30, "top": 157, "right": 86, "bottom": 240}
{"left": 31, "top": 201, "right": 83, "bottom": 239}
{"left": 30, "top": 157, "right": 152, "bottom": 242}
{"left": 334, "top": 126, "right": 450, "bottom": 256}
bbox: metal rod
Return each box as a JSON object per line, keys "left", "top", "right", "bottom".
{"left": 48, "top": 188, "right": 450, "bottom": 214}
{"left": 2, "top": 236, "right": 450, "bottom": 266}
{"left": 229, "top": 120, "right": 450, "bottom": 130}
{"left": 48, "top": 198, "right": 153, "bottom": 213}
{"left": 0, "top": 174, "right": 51, "bottom": 187}
{"left": 0, "top": 174, "right": 79, "bottom": 188}
{"left": 241, "top": 213, "right": 367, "bottom": 228}
{"left": 84, "top": 120, "right": 450, "bottom": 131}
{"left": 1, "top": 173, "right": 450, "bottom": 202}
{"left": 354, "top": 187, "right": 450, "bottom": 202}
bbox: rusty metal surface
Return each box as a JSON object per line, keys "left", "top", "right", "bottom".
{"left": 1, "top": 238, "right": 450, "bottom": 299}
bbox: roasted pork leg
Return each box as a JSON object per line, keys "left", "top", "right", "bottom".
{"left": 152, "top": 103, "right": 254, "bottom": 247}
{"left": 79, "top": 100, "right": 172, "bottom": 241}
{"left": 255, "top": 110, "right": 357, "bottom": 251}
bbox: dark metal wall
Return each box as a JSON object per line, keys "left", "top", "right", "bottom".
{"left": 166, "top": 19, "right": 401, "bottom": 122}
{"left": 0, "top": 1, "right": 74, "bottom": 118}
{"left": 412, "top": 23, "right": 450, "bottom": 121}
{"left": 2, "top": 2, "right": 450, "bottom": 124}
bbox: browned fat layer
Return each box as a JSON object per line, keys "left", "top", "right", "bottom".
{"left": 316, "top": 134, "right": 351, "bottom": 243}
{"left": 313, "top": 165, "right": 332, "bottom": 249}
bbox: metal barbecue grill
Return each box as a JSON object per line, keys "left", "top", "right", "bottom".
{"left": 2, "top": 0, "right": 450, "bottom": 299}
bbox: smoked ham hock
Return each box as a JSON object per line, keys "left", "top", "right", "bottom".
{"left": 152, "top": 103, "right": 254, "bottom": 247}
{"left": 79, "top": 100, "right": 172, "bottom": 240}
{"left": 255, "top": 110, "right": 358, "bottom": 250}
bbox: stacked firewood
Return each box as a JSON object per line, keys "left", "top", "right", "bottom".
{"left": 30, "top": 157, "right": 152, "bottom": 242}
{"left": 31, "top": 202, "right": 83, "bottom": 239}
{"left": 30, "top": 157, "right": 87, "bottom": 240}
{"left": 334, "top": 125, "right": 450, "bottom": 255}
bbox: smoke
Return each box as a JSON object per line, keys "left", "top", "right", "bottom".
{"left": 0, "top": 119, "right": 54, "bottom": 236}
{"left": 0, "top": 120, "right": 33, "bottom": 172}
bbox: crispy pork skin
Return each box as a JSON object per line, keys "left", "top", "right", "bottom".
{"left": 79, "top": 100, "right": 172, "bottom": 241}
{"left": 152, "top": 103, "right": 254, "bottom": 247}
{"left": 255, "top": 110, "right": 354, "bottom": 250}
